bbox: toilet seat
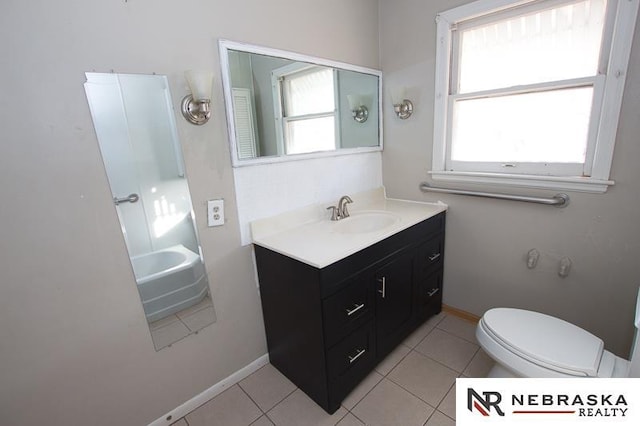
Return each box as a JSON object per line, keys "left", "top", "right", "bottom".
{"left": 479, "top": 308, "right": 604, "bottom": 377}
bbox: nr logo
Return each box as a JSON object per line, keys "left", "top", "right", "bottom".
{"left": 468, "top": 388, "right": 506, "bottom": 417}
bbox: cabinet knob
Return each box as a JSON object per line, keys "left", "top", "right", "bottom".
{"left": 427, "top": 287, "right": 439, "bottom": 297}
{"left": 428, "top": 253, "right": 441, "bottom": 262}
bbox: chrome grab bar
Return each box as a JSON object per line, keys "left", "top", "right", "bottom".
{"left": 419, "top": 183, "right": 569, "bottom": 208}
{"left": 113, "top": 193, "right": 140, "bottom": 205}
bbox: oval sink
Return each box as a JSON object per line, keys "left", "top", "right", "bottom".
{"left": 333, "top": 211, "right": 400, "bottom": 234}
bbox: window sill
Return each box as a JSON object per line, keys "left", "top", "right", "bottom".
{"left": 428, "top": 171, "right": 614, "bottom": 194}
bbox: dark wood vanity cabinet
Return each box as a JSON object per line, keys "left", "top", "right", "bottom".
{"left": 254, "top": 212, "right": 445, "bottom": 414}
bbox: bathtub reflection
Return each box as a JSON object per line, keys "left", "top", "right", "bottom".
{"left": 131, "top": 245, "right": 208, "bottom": 323}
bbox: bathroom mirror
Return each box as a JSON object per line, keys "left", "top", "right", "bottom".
{"left": 84, "top": 72, "right": 216, "bottom": 351}
{"left": 219, "top": 40, "right": 383, "bottom": 167}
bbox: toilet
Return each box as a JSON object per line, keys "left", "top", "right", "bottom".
{"left": 476, "top": 289, "right": 640, "bottom": 378}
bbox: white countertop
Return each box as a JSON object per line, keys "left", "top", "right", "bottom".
{"left": 250, "top": 188, "right": 447, "bottom": 268}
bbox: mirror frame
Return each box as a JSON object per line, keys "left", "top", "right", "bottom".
{"left": 219, "top": 39, "right": 384, "bottom": 167}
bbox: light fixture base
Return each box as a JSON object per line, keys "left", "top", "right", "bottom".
{"left": 394, "top": 99, "right": 413, "bottom": 120}
{"left": 352, "top": 105, "right": 369, "bottom": 123}
{"left": 181, "top": 95, "right": 211, "bottom": 125}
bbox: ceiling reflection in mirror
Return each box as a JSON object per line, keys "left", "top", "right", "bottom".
{"left": 220, "top": 40, "right": 382, "bottom": 167}
{"left": 84, "top": 73, "right": 216, "bottom": 350}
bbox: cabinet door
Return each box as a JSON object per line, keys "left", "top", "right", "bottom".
{"left": 374, "top": 251, "right": 414, "bottom": 358}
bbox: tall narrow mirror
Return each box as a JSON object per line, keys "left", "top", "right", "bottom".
{"left": 84, "top": 73, "right": 216, "bottom": 350}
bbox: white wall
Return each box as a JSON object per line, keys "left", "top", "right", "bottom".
{"left": 0, "top": 1, "right": 379, "bottom": 425}
{"left": 379, "top": 0, "right": 640, "bottom": 357}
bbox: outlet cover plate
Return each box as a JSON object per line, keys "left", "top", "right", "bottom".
{"left": 207, "top": 199, "right": 225, "bottom": 227}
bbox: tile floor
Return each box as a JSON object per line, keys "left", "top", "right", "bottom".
{"left": 150, "top": 295, "right": 216, "bottom": 349}
{"left": 172, "top": 312, "right": 494, "bottom": 426}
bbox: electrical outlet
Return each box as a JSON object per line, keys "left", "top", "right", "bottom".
{"left": 207, "top": 199, "right": 225, "bottom": 227}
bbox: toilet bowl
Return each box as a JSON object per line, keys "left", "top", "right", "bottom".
{"left": 476, "top": 289, "right": 640, "bottom": 379}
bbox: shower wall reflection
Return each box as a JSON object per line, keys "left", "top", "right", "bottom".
{"left": 84, "top": 73, "right": 216, "bottom": 350}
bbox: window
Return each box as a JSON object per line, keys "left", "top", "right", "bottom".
{"left": 432, "top": 0, "right": 639, "bottom": 192}
{"left": 272, "top": 64, "right": 338, "bottom": 155}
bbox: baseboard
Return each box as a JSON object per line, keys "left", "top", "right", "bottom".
{"left": 442, "top": 304, "right": 480, "bottom": 323}
{"left": 148, "top": 353, "right": 270, "bottom": 426}
{"left": 147, "top": 306, "right": 476, "bottom": 424}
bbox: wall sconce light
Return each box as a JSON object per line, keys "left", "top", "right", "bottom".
{"left": 390, "top": 87, "right": 413, "bottom": 120}
{"left": 181, "top": 70, "right": 214, "bottom": 125}
{"left": 347, "top": 94, "right": 370, "bottom": 123}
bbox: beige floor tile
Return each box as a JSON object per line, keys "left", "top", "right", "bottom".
{"left": 180, "top": 306, "right": 216, "bottom": 332}
{"left": 176, "top": 295, "right": 214, "bottom": 319}
{"left": 186, "top": 385, "right": 262, "bottom": 426}
{"left": 239, "top": 364, "right": 297, "bottom": 412}
{"left": 402, "top": 313, "right": 446, "bottom": 348}
{"left": 266, "top": 389, "right": 347, "bottom": 426}
{"left": 374, "top": 343, "right": 411, "bottom": 376}
{"left": 425, "top": 410, "right": 455, "bottom": 426}
{"left": 251, "top": 415, "right": 275, "bottom": 426}
{"left": 150, "top": 320, "right": 190, "bottom": 348}
{"left": 352, "top": 378, "right": 434, "bottom": 426}
{"left": 436, "top": 315, "right": 478, "bottom": 343}
{"left": 336, "top": 413, "right": 364, "bottom": 425}
{"left": 463, "top": 348, "right": 495, "bottom": 378}
{"left": 342, "top": 370, "right": 383, "bottom": 410}
{"left": 149, "top": 314, "right": 180, "bottom": 331}
{"left": 414, "top": 329, "right": 478, "bottom": 372}
{"left": 437, "top": 385, "right": 456, "bottom": 420}
{"left": 170, "top": 418, "right": 188, "bottom": 426}
{"left": 388, "top": 351, "right": 458, "bottom": 407}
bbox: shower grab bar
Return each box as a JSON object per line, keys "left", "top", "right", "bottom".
{"left": 113, "top": 193, "right": 140, "bottom": 205}
{"left": 419, "top": 182, "right": 569, "bottom": 208}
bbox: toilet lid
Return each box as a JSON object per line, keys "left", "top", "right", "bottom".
{"left": 482, "top": 308, "right": 604, "bottom": 376}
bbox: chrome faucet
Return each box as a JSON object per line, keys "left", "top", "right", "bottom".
{"left": 338, "top": 195, "right": 353, "bottom": 218}
{"left": 327, "top": 195, "right": 354, "bottom": 221}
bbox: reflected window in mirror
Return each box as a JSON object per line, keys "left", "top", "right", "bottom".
{"left": 276, "top": 64, "right": 337, "bottom": 155}
{"left": 84, "top": 73, "right": 216, "bottom": 350}
{"left": 220, "top": 40, "right": 383, "bottom": 167}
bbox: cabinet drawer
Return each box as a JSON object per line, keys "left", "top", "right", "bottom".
{"left": 417, "top": 235, "right": 444, "bottom": 274}
{"left": 416, "top": 269, "right": 443, "bottom": 321}
{"left": 327, "top": 322, "right": 376, "bottom": 408}
{"left": 327, "top": 322, "right": 375, "bottom": 379}
{"left": 322, "top": 276, "right": 373, "bottom": 347}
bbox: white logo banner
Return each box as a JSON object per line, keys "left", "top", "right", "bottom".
{"left": 457, "top": 378, "right": 640, "bottom": 425}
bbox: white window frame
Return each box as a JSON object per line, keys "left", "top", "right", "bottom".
{"left": 271, "top": 63, "right": 340, "bottom": 155}
{"left": 432, "top": 0, "right": 639, "bottom": 193}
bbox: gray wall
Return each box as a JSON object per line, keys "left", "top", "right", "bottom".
{"left": 0, "top": 1, "right": 379, "bottom": 425}
{"left": 338, "top": 69, "right": 380, "bottom": 149}
{"left": 380, "top": 0, "right": 640, "bottom": 357}
{"left": 249, "top": 55, "right": 292, "bottom": 156}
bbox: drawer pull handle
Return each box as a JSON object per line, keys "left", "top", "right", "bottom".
{"left": 348, "top": 348, "right": 366, "bottom": 364}
{"left": 428, "top": 253, "right": 441, "bottom": 262}
{"left": 377, "top": 276, "right": 386, "bottom": 299}
{"left": 427, "top": 288, "right": 440, "bottom": 297}
{"left": 346, "top": 303, "right": 365, "bottom": 316}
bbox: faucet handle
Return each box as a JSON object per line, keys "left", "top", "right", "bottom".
{"left": 326, "top": 206, "right": 339, "bottom": 221}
